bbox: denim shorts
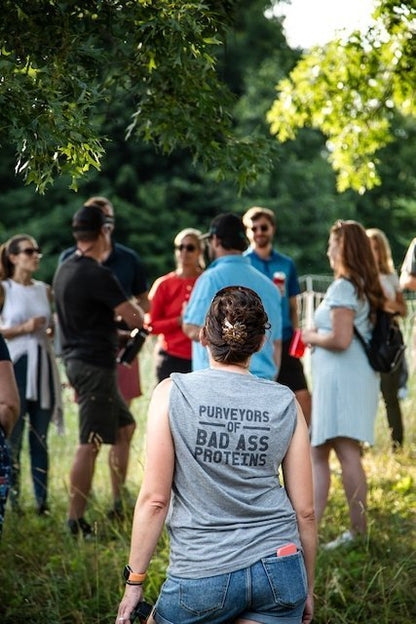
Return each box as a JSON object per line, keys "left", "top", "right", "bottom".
{"left": 154, "top": 551, "right": 307, "bottom": 624}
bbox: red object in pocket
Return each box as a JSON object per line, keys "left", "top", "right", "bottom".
{"left": 276, "top": 543, "right": 297, "bottom": 557}
{"left": 289, "top": 329, "right": 305, "bottom": 358}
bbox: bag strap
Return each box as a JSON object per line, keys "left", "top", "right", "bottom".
{"left": 353, "top": 326, "right": 368, "bottom": 351}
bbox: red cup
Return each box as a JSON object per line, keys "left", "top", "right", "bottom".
{"left": 289, "top": 329, "right": 305, "bottom": 358}
{"left": 273, "top": 271, "right": 286, "bottom": 295}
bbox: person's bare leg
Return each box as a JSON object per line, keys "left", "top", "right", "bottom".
{"left": 68, "top": 442, "right": 100, "bottom": 519}
{"left": 333, "top": 437, "right": 367, "bottom": 535}
{"left": 311, "top": 442, "right": 332, "bottom": 524}
{"left": 109, "top": 422, "right": 136, "bottom": 503}
{"left": 295, "top": 388, "right": 312, "bottom": 427}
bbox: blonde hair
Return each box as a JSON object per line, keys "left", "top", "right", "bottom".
{"left": 366, "top": 228, "right": 395, "bottom": 275}
{"left": 174, "top": 228, "right": 205, "bottom": 269}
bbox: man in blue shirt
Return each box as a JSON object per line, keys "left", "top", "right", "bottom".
{"left": 243, "top": 206, "right": 311, "bottom": 425}
{"left": 183, "top": 213, "right": 282, "bottom": 379}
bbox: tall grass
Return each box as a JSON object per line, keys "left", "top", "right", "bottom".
{"left": 0, "top": 337, "right": 415, "bottom": 623}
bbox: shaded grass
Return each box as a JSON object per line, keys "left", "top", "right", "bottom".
{"left": 0, "top": 339, "right": 415, "bottom": 622}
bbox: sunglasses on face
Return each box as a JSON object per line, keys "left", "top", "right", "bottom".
{"left": 18, "top": 247, "right": 42, "bottom": 257}
{"left": 176, "top": 243, "right": 197, "bottom": 252}
{"left": 251, "top": 224, "right": 270, "bottom": 233}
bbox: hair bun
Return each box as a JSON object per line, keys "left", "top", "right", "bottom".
{"left": 222, "top": 319, "right": 247, "bottom": 345}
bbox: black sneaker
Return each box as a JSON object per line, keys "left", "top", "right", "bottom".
{"left": 67, "top": 517, "right": 93, "bottom": 538}
{"left": 107, "top": 499, "right": 125, "bottom": 522}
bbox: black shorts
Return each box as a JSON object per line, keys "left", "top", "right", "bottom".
{"left": 277, "top": 338, "right": 309, "bottom": 393}
{"left": 65, "top": 359, "right": 135, "bottom": 445}
{"left": 155, "top": 349, "right": 192, "bottom": 383}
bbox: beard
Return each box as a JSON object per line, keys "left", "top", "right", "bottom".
{"left": 255, "top": 236, "right": 272, "bottom": 249}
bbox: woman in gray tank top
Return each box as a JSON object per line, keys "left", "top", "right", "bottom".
{"left": 116, "top": 286, "right": 316, "bottom": 624}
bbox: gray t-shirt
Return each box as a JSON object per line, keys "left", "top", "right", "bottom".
{"left": 166, "top": 368, "right": 300, "bottom": 578}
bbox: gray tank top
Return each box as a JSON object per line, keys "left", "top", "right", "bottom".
{"left": 167, "top": 368, "right": 301, "bottom": 578}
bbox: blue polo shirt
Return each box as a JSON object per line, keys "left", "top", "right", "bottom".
{"left": 244, "top": 248, "right": 300, "bottom": 341}
{"left": 183, "top": 255, "right": 282, "bottom": 379}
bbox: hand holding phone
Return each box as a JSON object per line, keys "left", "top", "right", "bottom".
{"left": 129, "top": 601, "right": 153, "bottom": 623}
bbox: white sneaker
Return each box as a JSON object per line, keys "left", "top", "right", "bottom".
{"left": 322, "top": 530, "right": 354, "bottom": 550}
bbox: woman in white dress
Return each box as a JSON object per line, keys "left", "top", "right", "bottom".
{"left": 303, "top": 220, "right": 384, "bottom": 549}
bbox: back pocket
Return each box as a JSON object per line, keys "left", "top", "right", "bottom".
{"left": 179, "top": 574, "right": 231, "bottom": 616}
{"left": 262, "top": 552, "right": 307, "bottom": 608}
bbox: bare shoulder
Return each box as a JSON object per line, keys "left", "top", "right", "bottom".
{"left": 151, "top": 377, "right": 173, "bottom": 402}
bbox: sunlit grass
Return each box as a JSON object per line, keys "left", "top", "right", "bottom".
{"left": 0, "top": 336, "right": 415, "bottom": 623}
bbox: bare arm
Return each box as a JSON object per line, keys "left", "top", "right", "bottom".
{"left": 135, "top": 291, "right": 150, "bottom": 314}
{"left": 384, "top": 290, "right": 407, "bottom": 317}
{"left": 399, "top": 270, "right": 416, "bottom": 292}
{"left": 0, "top": 361, "right": 20, "bottom": 436}
{"left": 302, "top": 307, "right": 354, "bottom": 351}
{"left": 114, "top": 299, "right": 145, "bottom": 330}
{"left": 183, "top": 322, "right": 202, "bottom": 342}
{"left": 282, "top": 402, "right": 316, "bottom": 624}
{"left": 116, "top": 379, "right": 174, "bottom": 623}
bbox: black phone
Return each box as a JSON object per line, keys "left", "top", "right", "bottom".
{"left": 130, "top": 601, "right": 153, "bottom": 623}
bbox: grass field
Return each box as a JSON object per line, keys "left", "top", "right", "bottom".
{"left": 0, "top": 337, "right": 415, "bottom": 623}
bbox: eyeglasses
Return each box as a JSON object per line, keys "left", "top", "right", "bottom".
{"left": 18, "top": 247, "right": 42, "bottom": 257}
{"left": 176, "top": 243, "right": 197, "bottom": 252}
{"left": 251, "top": 224, "right": 270, "bottom": 233}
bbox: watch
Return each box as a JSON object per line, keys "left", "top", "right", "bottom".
{"left": 123, "top": 565, "right": 147, "bottom": 585}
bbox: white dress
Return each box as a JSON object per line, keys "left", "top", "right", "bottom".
{"left": 311, "top": 278, "right": 379, "bottom": 446}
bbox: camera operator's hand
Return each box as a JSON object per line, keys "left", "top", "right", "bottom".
{"left": 116, "top": 584, "right": 143, "bottom": 624}
{"left": 117, "top": 329, "right": 131, "bottom": 348}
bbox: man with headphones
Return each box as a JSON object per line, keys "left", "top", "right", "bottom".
{"left": 53, "top": 204, "right": 145, "bottom": 537}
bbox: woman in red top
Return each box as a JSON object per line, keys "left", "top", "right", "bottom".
{"left": 148, "top": 229, "right": 204, "bottom": 382}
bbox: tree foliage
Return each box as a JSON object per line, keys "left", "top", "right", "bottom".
{"left": 0, "top": 1, "right": 415, "bottom": 285}
{"left": 267, "top": 0, "right": 416, "bottom": 193}
{"left": 0, "top": 0, "right": 274, "bottom": 192}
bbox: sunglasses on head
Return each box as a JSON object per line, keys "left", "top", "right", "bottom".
{"left": 176, "top": 243, "right": 197, "bottom": 252}
{"left": 18, "top": 247, "right": 42, "bottom": 257}
{"left": 251, "top": 224, "right": 270, "bottom": 233}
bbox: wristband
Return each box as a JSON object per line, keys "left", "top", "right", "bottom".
{"left": 123, "top": 565, "right": 146, "bottom": 585}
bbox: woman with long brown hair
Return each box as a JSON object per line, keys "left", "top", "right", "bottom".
{"left": 366, "top": 228, "right": 407, "bottom": 449}
{"left": 303, "top": 220, "right": 384, "bottom": 548}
